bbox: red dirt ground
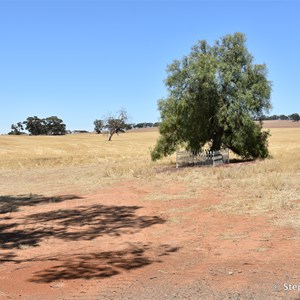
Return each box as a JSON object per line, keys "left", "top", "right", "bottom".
{"left": 1, "top": 180, "right": 300, "bottom": 300}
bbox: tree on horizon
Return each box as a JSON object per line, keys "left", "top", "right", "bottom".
{"left": 94, "top": 109, "right": 128, "bottom": 141}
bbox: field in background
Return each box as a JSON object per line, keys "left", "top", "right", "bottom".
{"left": 0, "top": 129, "right": 160, "bottom": 170}
{"left": 262, "top": 119, "right": 300, "bottom": 128}
{"left": 0, "top": 122, "right": 299, "bottom": 227}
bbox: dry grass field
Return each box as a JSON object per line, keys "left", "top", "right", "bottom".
{"left": 0, "top": 121, "right": 300, "bottom": 299}
{"left": 0, "top": 129, "right": 170, "bottom": 195}
{"left": 1, "top": 122, "right": 299, "bottom": 224}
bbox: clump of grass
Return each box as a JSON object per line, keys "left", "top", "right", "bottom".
{"left": 141, "top": 192, "right": 192, "bottom": 202}
{"left": 151, "top": 129, "right": 300, "bottom": 228}
{"left": 217, "top": 232, "right": 248, "bottom": 241}
{"left": 198, "top": 129, "right": 300, "bottom": 227}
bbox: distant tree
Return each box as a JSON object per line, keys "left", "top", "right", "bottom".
{"left": 279, "top": 114, "right": 289, "bottom": 120}
{"left": 151, "top": 32, "right": 272, "bottom": 161}
{"left": 94, "top": 119, "right": 104, "bottom": 134}
{"left": 8, "top": 122, "right": 25, "bottom": 135}
{"left": 289, "top": 113, "right": 300, "bottom": 122}
{"left": 23, "top": 116, "right": 47, "bottom": 135}
{"left": 134, "top": 122, "right": 155, "bottom": 128}
{"left": 145, "top": 122, "right": 154, "bottom": 127}
{"left": 135, "top": 123, "right": 145, "bottom": 128}
{"left": 106, "top": 109, "right": 128, "bottom": 141}
{"left": 45, "top": 116, "right": 67, "bottom": 135}
{"left": 73, "top": 130, "right": 89, "bottom": 134}
{"left": 23, "top": 116, "right": 66, "bottom": 135}
{"left": 124, "top": 123, "right": 133, "bottom": 130}
{"left": 256, "top": 114, "right": 291, "bottom": 121}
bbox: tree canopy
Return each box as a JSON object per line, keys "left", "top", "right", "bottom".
{"left": 94, "top": 119, "right": 104, "bottom": 134}
{"left": 289, "top": 113, "right": 300, "bottom": 122}
{"left": 94, "top": 109, "right": 128, "bottom": 141}
{"left": 151, "top": 32, "right": 272, "bottom": 161}
{"left": 9, "top": 116, "right": 67, "bottom": 135}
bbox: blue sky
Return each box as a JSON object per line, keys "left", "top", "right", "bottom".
{"left": 0, "top": 0, "right": 299, "bottom": 133}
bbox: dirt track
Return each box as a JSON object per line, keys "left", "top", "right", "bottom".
{"left": 1, "top": 180, "right": 300, "bottom": 300}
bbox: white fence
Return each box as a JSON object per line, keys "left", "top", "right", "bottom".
{"left": 176, "top": 149, "right": 229, "bottom": 168}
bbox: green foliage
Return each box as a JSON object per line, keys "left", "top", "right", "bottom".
{"left": 94, "top": 119, "right": 104, "bottom": 134}
{"left": 257, "top": 113, "right": 299, "bottom": 121}
{"left": 289, "top": 113, "right": 300, "bottom": 122}
{"left": 106, "top": 109, "right": 128, "bottom": 141}
{"left": 124, "top": 123, "right": 133, "bottom": 130}
{"left": 134, "top": 122, "right": 156, "bottom": 128}
{"left": 151, "top": 32, "right": 272, "bottom": 161}
{"left": 8, "top": 122, "right": 25, "bottom": 135}
{"left": 23, "top": 116, "right": 46, "bottom": 135}
{"left": 23, "top": 116, "right": 66, "bottom": 135}
{"left": 45, "top": 116, "right": 67, "bottom": 135}
{"left": 95, "top": 109, "right": 128, "bottom": 141}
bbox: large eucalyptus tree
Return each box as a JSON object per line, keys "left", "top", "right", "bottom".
{"left": 151, "top": 33, "right": 272, "bottom": 161}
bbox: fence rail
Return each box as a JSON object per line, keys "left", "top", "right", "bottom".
{"left": 176, "top": 149, "right": 229, "bottom": 168}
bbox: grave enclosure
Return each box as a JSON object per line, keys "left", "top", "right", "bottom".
{"left": 176, "top": 149, "right": 230, "bottom": 168}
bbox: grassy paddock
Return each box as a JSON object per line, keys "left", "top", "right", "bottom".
{"left": 177, "top": 128, "right": 300, "bottom": 228}
{"left": 0, "top": 130, "right": 173, "bottom": 195}
{"left": 0, "top": 130, "right": 164, "bottom": 170}
{"left": 0, "top": 128, "right": 299, "bottom": 227}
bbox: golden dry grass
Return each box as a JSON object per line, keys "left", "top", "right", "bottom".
{"left": 0, "top": 130, "right": 173, "bottom": 195}
{"left": 0, "top": 131, "right": 162, "bottom": 170}
{"left": 171, "top": 128, "right": 300, "bottom": 228}
{"left": 0, "top": 127, "right": 299, "bottom": 227}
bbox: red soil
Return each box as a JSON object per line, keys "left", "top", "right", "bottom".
{"left": 0, "top": 181, "right": 299, "bottom": 299}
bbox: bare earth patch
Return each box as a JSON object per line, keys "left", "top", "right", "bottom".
{"left": 1, "top": 180, "right": 299, "bottom": 300}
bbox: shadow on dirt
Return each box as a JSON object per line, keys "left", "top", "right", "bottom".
{"left": 27, "top": 204, "right": 165, "bottom": 237}
{"left": 229, "top": 158, "right": 254, "bottom": 164}
{"left": 1, "top": 194, "right": 172, "bottom": 282}
{"left": 0, "top": 194, "right": 82, "bottom": 214}
{"left": 1, "top": 227, "right": 54, "bottom": 249}
{"left": 0, "top": 251, "right": 18, "bottom": 263}
{"left": 30, "top": 244, "right": 179, "bottom": 283}
{"left": 1, "top": 203, "right": 166, "bottom": 249}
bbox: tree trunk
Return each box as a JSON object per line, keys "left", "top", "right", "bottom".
{"left": 108, "top": 130, "right": 115, "bottom": 141}
{"left": 211, "top": 129, "right": 223, "bottom": 151}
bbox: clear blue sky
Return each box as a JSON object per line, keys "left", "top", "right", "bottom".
{"left": 1, "top": 0, "right": 299, "bottom": 133}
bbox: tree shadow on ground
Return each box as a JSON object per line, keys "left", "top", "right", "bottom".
{"left": 0, "top": 227, "right": 54, "bottom": 249}
{"left": 0, "top": 194, "right": 82, "bottom": 214}
{"left": 1, "top": 195, "right": 176, "bottom": 284}
{"left": 0, "top": 251, "right": 18, "bottom": 263}
{"left": 1, "top": 204, "right": 166, "bottom": 249}
{"left": 30, "top": 244, "right": 179, "bottom": 283}
{"left": 229, "top": 158, "right": 254, "bottom": 164}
